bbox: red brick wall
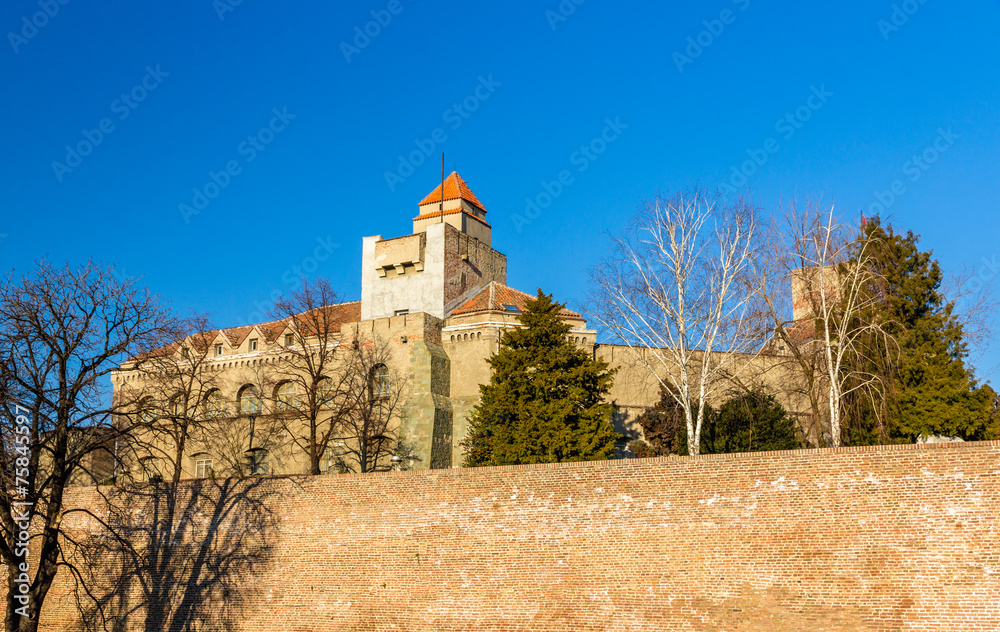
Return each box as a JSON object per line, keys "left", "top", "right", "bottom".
{"left": 23, "top": 441, "right": 1000, "bottom": 631}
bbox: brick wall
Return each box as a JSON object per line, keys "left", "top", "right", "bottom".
{"left": 21, "top": 441, "right": 1000, "bottom": 631}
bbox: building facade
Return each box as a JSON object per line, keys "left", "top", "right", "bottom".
{"left": 112, "top": 172, "right": 812, "bottom": 479}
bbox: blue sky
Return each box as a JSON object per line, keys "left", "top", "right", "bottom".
{"left": 1, "top": 1, "right": 998, "bottom": 384}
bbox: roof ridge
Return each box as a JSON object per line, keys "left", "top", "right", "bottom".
{"left": 417, "top": 171, "right": 486, "bottom": 211}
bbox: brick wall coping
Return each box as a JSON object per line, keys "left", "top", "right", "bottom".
{"left": 96, "top": 439, "right": 1000, "bottom": 490}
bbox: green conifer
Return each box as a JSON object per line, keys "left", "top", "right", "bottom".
{"left": 843, "top": 218, "right": 995, "bottom": 443}
{"left": 461, "top": 290, "right": 620, "bottom": 466}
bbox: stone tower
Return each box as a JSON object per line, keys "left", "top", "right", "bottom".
{"left": 360, "top": 172, "right": 508, "bottom": 468}
{"left": 361, "top": 172, "right": 507, "bottom": 321}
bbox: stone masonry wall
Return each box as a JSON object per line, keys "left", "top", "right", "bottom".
{"left": 19, "top": 441, "right": 1000, "bottom": 631}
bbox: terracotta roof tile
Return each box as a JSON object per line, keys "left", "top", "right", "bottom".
{"left": 762, "top": 319, "right": 817, "bottom": 354}
{"left": 181, "top": 302, "right": 362, "bottom": 353}
{"left": 449, "top": 282, "right": 581, "bottom": 319}
{"left": 418, "top": 171, "right": 486, "bottom": 211}
{"left": 411, "top": 206, "right": 492, "bottom": 228}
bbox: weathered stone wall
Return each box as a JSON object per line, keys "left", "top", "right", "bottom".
{"left": 23, "top": 441, "right": 1000, "bottom": 631}
{"left": 597, "top": 344, "right": 820, "bottom": 445}
{"left": 442, "top": 225, "right": 507, "bottom": 307}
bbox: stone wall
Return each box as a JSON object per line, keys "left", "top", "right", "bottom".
{"left": 21, "top": 441, "right": 1000, "bottom": 631}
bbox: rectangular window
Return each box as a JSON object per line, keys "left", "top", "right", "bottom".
{"left": 249, "top": 338, "right": 258, "bottom": 352}
{"left": 142, "top": 458, "right": 160, "bottom": 482}
{"left": 322, "top": 443, "right": 346, "bottom": 474}
{"left": 285, "top": 333, "right": 294, "bottom": 346}
{"left": 394, "top": 309, "right": 409, "bottom": 316}
{"left": 250, "top": 450, "right": 270, "bottom": 476}
{"left": 195, "top": 459, "right": 213, "bottom": 479}
{"left": 215, "top": 344, "right": 223, "bottom": 356}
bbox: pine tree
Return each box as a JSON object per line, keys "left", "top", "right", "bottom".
{"left": 461, "top": 290, "right": 620, "bottom": 466}
{"left": 631, "top": 386, "right": 799, "bottom": 456}
{"left": 704, "top": 389, "right": 801, "bottom": 454}
{"left": 843, "top": 218, "right": 995, "bottom": 443}
{"left": 628, "top": 384, "right": 698, "bottom": 457}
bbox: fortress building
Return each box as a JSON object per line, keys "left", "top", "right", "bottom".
{"left": 112, "top": 172, "right": 810, "bottom": 479}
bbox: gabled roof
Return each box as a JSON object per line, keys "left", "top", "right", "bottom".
{"left": 418, "top": 171, "right": 486, "bottom": 212}
{"left": 180, "top": 302, "right": 362, "bottom": 355}
{"left": 449, "top": 282, "right": 581, "bottom": 319}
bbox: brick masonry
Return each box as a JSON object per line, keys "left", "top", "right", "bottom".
{"left": 17, "top": 441, "right": 1000, "bottom": 631}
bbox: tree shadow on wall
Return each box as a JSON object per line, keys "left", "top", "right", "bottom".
{"left": 63, "top": 477, "right": 287, "bottom": 632}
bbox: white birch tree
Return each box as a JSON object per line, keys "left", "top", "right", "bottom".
{"left": 592, "top": 189, "right": 761, "bottom": 456}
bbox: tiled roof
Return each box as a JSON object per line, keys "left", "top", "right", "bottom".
{"left": 418, "top": 171, "right": 486, "bottom": 211}
{"left": 449, "top": 282, "right": 582, "bottom": 319}
{"left": 412, "top": 206, "right": 492, "bottom": 228}
{"left": 176, "top": 302, "right": 362, "bottom": 355}
{"left": 762, "top": 319, "right": 818, "bottom": 355}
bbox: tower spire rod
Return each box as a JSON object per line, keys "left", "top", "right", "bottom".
{"left": 439, "top": 152, "right": 444, "bottom": 223}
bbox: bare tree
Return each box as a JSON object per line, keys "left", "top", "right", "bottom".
{"left": 0, "top": 261, "right": 173, "bottom": 632}
{"left": 751, "top": 201, "right": 896, "bottom": 446}
{"left": 330, "top": 336, "right": 410, "bottom": 473}
{"left": 269, "top": 279, "right": 353, "bottom": 475}
{"left": 747, "top": 199, "right": 834, "bottom": 445}
{"left": 591, "top": 189, "right": 762, "bottom": 456}
{"left": 807, "top": 208, "right": 896, "bottom": 445}
{"left": 120, "top": 314, "right": 219, "bottom": 484}
{"left": 193, "top": 362, "right": 284, "bottom": 478}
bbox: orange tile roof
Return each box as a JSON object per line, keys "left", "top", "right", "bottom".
{"left": 450, "top": 282, "right": 582, "bottom": 319}
{"left": 762, "top": 319, "right": 817, "bottom": 354}
{"left": 188, "top": 302, "right": 362, "bottom": 351}
{"left": 127, "top": 303, "right": 362, "bottom": 364}
{"left": 411, "top": 206, "right": 492, "bottom": 228}
{"left": 418, "top": 171, "right": 486, "bottom": 211}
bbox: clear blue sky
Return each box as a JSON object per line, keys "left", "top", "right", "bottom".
{"left": 2, "top": 1, "right": 998, "bottom": 384}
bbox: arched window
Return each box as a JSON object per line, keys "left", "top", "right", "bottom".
{"left": 204, "top": 389, "right": 225, "bottom": 418}
{"left": 138, "top": 397, "right": 156, "bottom": 424}
{"left": 321, "top": 442, "right": 347, "bottom": 474}
{"left": 140, "top": 457, "right": 160, "bottom": 482}
{"left": 239, "top": 385, "right": 262, "bottom": 415}
{"left": 370, "top": 364, "right": 390, "bottom": 400}
{"left": 317, "top": 377, "right": 335, "bottom": 410}
{"left": 276, "top": 382, "right": 298, "bottom": 411}
{"left": 170, "top": 394, "right": 187, "bottom": 418}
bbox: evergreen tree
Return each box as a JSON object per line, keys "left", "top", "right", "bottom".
{"left": 628, "top": 384, "right": 696, "bottom": 457}
{"left": 461, "top": 290, "right": 620, "bottom": 466}
{"left": 630, "top": 386, "right": 799, "bottom": 456}
{"left": 843, "top": 218, "right": 995, "bottom": 443}
{"left": 703, "top": 389, "right": 801, "bottom": 453}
